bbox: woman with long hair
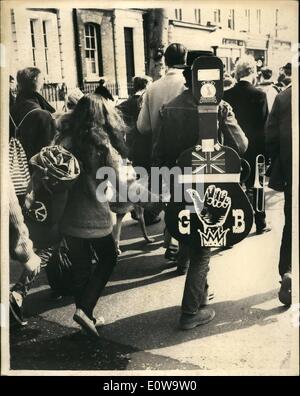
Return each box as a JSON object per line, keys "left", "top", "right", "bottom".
{"left": 57, "top": 93, "right": 128, "bottom": 337}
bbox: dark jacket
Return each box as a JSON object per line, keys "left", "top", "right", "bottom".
{"left": 266, "top": 86, "right": 292, "bottom": 191}
{"left": 10, "top": 91, "right": 56, "bottom": 161}
{"left": 224, "top": 80, "right": 269, "bottom": 184}
{"left": 117, "top": 94, "right": 152, "bottom": 171}
{"left": 154, "top": 90, "right": 248, "bottom": 168}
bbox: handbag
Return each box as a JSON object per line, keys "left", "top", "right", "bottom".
{"left": 9, "top": 109, "right": 38, "bottom": 196}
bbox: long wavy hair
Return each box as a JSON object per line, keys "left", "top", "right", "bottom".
{"left": 60, "top": 93, "right": 128, "bottom": 173}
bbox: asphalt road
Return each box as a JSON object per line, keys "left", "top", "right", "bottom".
{"left": 8, "top": 188, "right": 298, "bottom": 374}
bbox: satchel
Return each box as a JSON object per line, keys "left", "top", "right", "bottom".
{"left": 9, "top": 109, "right": 38, "bottom": 196}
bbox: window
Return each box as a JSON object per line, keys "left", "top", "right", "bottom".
{"left": 175, "top": 9, "right": 182, "bottom": 21}
{"left": 42, "top": 21, "right": 49, "bottom": 75}
{"left": 195, "top": 9, "right": 201, "bottom": 24}
{"left": 84, "top": 23, "right": 99, "bottom": 77}
{"left": 214, "top": 9, "right": 221, "bottom": 23}
{"left": 30, "top": 19, "right": 36, "bottom": 66}
{"left": 228, "top": 9, "right": 235, "bottom": 30}
{"left": 275, "top": 9, "right": 279, "bottom": 37}
{"left": 256, "top": 10, "right": 261, "bottom": 33}
{"left": 245, "top": 9, "right": 250, "bottom": 32}
{"left": 124, "top": 27, "right": 135, "bottom": 85}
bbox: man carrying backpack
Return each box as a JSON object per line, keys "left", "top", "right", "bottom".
{"left": 10, "top": 67, "right": 57, "bottom": 161}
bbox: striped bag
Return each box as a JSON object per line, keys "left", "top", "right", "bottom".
{"left": 9, "top": 109, "right": 38, "bottom": 196}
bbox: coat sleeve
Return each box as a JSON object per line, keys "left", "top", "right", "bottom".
{"left": 36, "top": 110, "right": 57, "bottom": 150}
{"left": 219, "top": 101, "right": 248, "bottom": 154}
{"left": 9, "top": 178, "right": 41, "bottom": 269}
{"left": 152, "top": 107, "right": 167, "bottom": 167}
{"left": 136, "top": 91, "right": 152, "bottom": 135}
{"left": 265, "top": 95, "right": 280, "bottom": 159}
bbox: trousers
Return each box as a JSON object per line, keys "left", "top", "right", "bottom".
{"left": 64, "top": 233, "right": 117, "bottom": 319}
{"left": 180, "top": 244, "right": 211, "bottom": 314}
{"left": 279, "top": 187, "right": 292, "bottom": 277}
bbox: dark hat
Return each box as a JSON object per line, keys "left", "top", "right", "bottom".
{"left": 164, "top": 43, "right": 187, "bottom": 67}
{"left": 282, "top": 62, "right": 291, "bottom": 76}
{"left": 283, "top": 62, "right": 291, "bottom": 71}
{"left": 174, "top": 50, "right": 214, "bottom": 69}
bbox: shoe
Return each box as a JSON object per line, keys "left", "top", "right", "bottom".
{"left": 278, "top": 273, "right": 291, "bottom": 306}
{"left": 164, "top": 247, "right": 178, "bottom": 261}
{"left": 73, "top": 309, "right": 99, "bottom": 338}
{"left": 144, "top": 215, "right": 161, "bottom": 226}
{"left": 81, "top": 316, "right": 105, "bottom": 335}
{"left": 256, "top": 226, "right": 272, "bottom": 235}
{"left": 9, "top": 291, "right": 27, "bottom": 326}
{"left": 180, "top": 308, "right": 216, "bottom": 330}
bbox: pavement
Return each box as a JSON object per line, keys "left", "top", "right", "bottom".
{"left": 8, "top": 188, "right": 299, "bottom": 374}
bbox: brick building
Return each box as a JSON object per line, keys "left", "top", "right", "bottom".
{"left": 8, "top": 7, "right": 146, "bottom": 99}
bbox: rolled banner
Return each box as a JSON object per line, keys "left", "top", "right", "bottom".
{"left": 30, "top": 145, "right": 80, "bottom": 192}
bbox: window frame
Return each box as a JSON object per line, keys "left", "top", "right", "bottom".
{"left": 214, "top": 9, "right": 221, "bottom": 24}
{"left": 194, "top": 8, "right": 201, "bottom": 24}
{"left": 30, "top": 19, "right": 37, "bottom": 67}
{"left": 175, "top": 8, "right": 182, "bottom": 21}
{"left": 84, "top": 23, "right": 99, "bottom": 79}
{"left": 42, "top": 20, "right": 49, "bottom": 75}
{"left": 228, "top": 9, "right": 235, "bottom": 30}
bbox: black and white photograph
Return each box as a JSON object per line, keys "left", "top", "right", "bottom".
{"left": 0, "top": 0, "right": 299, "bottom": 377}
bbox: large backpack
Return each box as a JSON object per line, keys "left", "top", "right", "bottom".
{"left": 9, "top": 109, "right": 38, "bottom": 196}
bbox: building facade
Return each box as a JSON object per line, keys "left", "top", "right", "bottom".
{"left": 164, "top": 5, "right": 295, "bottom": 75}
{"left": 8, "top": 5, "right": 295, "bottom": 102}
{"left": 8, "top": 7, "right": 146, "bottom": 99}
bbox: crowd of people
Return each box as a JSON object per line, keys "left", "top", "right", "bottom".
{"left": 8, "top": 43, "right": 293, "bottom": 336}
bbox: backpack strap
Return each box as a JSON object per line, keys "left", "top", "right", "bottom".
{"left": 9, "top": 108, "right": 40, "bottom": 138}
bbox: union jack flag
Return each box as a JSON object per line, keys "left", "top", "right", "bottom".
{"left": 192, "top": 151, "right": 225, "bottom": 174}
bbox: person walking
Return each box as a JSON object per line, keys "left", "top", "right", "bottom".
{"left": 266, "top": 85, "right": 292, "bottom": 306}
{"left": 117, "top": 75, "right": 160, "bottom": 225}
{"left": 10, "top": 67, "right": 56, "bottom": 161}
{"left": 258, "top": 67, "right": 278, "bottom": 111}
{"left": 137, "top": 43, "right": 187, "bottom": 157}
{"left": 224, "top": 56, "right": 271, "bottom": 235}
{"left": 154, "top": 53, "right": 248, "bottom": 330}
{"left": 137, "top": 43, "right": 188, "bottom": 259}
{"left": 56, "top": 94, "right": 127, "bottom": 337}
{"left": 118, "top": 75, "right": 152, "bottom": 170}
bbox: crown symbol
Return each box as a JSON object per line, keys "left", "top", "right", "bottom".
{"left": 198, "top": 227, "right": 229, "bottom": 247}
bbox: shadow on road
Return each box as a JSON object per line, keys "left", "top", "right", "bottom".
{"left": 10, "top": 316, "right": 199, "bottom": 371}
{"left": 11, "top": 288, "right": 288, "bottom": 371}
{"left": 10, "top": 316, "right": 136, "bottom": 370}
{"left": 99, "top": 289, "right": 289, "bottom": 351}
